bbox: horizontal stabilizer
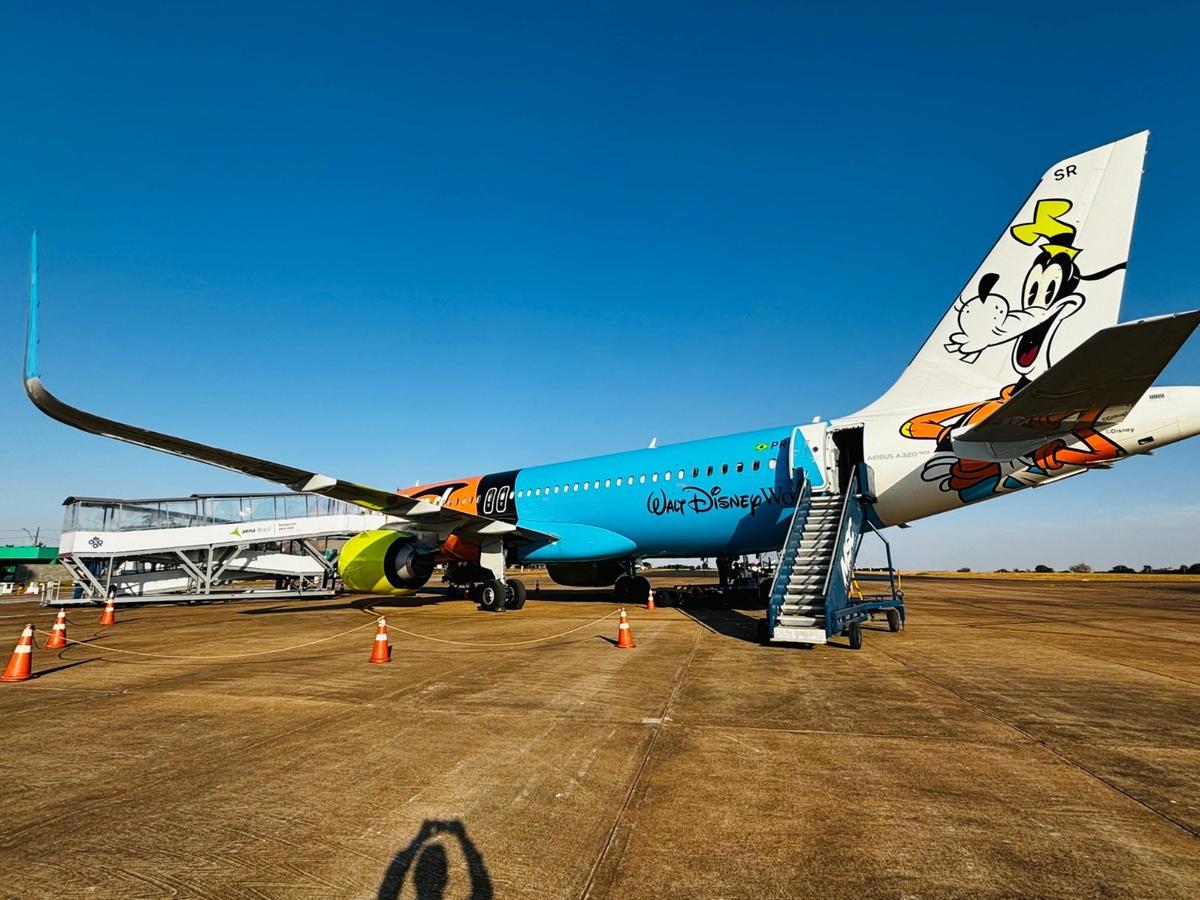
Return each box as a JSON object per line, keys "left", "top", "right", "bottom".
{"left": 951, "top": 310, "right": 1200, "bottom": 460}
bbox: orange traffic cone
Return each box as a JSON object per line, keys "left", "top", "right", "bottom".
{"left": 45, "top": 609, "right": 68, "bottom": 650}
{"left": 0, "top": 625, "right": 34, "bottom": 682}
{"left": 616, "top": 608, "right": 635, "bottom": 649}
{"left": 646, "top": 589, "right": 656, "bottom": 611}
{"left": 98, "top": 598, "right": 116, "bottom": 627}
{"left": 369, "top": 617, "right": 391, "bottom": 664}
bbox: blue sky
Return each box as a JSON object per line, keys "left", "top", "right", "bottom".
{"left": 2, "top": 2, "right": 1199, "bottom": 569}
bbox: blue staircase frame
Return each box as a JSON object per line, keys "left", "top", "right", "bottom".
{"left": 766, "top": 472, "right": 812, "bottom": 634}
{"left": 822, "top": 464, "right": 904, "bottom": 638}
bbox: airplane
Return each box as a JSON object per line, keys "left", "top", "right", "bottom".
{"left": 22, "top": 131, "right": 1200, "bottom": 639}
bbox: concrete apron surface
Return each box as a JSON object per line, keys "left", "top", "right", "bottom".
{"left": 0, "top": 575, "right": 1197, "bottom": 898}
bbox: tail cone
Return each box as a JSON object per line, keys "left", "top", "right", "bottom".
{"left": 45, "top": 609, "right": 67, "bottom": 650}
{"left": 369, "top": 617, "right": 391, "bottom": 664}
{"left": 0, "top": 625, "right": 34, "bottom": 682}
{"left": 616, "top": 608, "right": 635, "bottom": 649}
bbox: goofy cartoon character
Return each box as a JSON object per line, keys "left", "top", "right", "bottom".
{"left": 901, "top": 199, "right": 1128, "bottom": 502}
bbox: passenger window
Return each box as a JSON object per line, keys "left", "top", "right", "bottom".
{"left": 639, "top": 475, "right": 646, "bottom": 484}
{"left": 553, "top": 486, "right": 559, "bottom": 493}
{"left": 768, "top": 459, "right": 777, "bottom": 470}
{"left": 594, "top": 481, "right": 600, "bottom": 489}
{"left": 616, "top": 477, "right": 622, "bottom": 487}
{"left": 573, "top": 483, "right": 579, "bottom": 492}
{"left": 721, "top": 464, "right": 728, "bottom": 475}
{"left": 535, "top": 488, "right": 541, "bottom": 496}
{"left": 752, "top": 460, "right": 760, "bottom": 472}
{"left": 678, "top": 469, "right": 685, "bottom": 480}
{"left": 651, "top": 473, "right": 658, "bottom": 483}
{"left": 692, "top": 467, "right": 699, "bottom": 477}
{"left": 605, "top": 479, "right": 611, "bottom": 488}
{"left": 664, "top": 471, "right": 671, "bottom": 481}
{"left": 706, "top": 465, "right": 713, "bottom": 476}
{"left": 736, "top": 462, "right": 744, "bottom": 473}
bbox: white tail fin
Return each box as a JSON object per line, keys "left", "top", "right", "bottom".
{"left": 859, "top": 131, "right": 1148, "bottom": 415}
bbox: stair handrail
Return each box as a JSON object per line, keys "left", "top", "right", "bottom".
{"left": 766, "top": 470, "right": 811, "bottom": 632}
{"left": 820, "top": 465, "right": 867, "bottom": 635}
{"left": 862, "top": 519, "right": 900, "bottom": 601}
{"left": 820, "top": 465, "right": 860, "bottom": 598}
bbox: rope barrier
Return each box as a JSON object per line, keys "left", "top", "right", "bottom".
{"left": 33, "top": 619, "right": 379, "bottom": 661}
{"left": 18, "top": 605, "right": 623, "bottom": 662}
{"left": 363, "top": 605, "right": 620, "bottom": 647}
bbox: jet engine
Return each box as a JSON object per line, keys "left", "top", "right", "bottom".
{"left": 338, "top": 529, "right": 436, "bottom": 594}
{"left": 545, "top": 560, "right": 627, "bottom": 588}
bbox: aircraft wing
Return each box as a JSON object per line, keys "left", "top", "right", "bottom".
{"left": 22, "top": 235, "right": 554, "bottom": 544}
{"left": 951, "top": 309, "right": 1200, "bottom": 461}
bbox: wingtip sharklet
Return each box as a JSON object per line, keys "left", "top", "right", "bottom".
{"left": 24, "top": 230, "right": 40, "bottom": 386}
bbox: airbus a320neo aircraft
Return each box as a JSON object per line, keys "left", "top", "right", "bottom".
{"left": 23, "top": 132, "right": 1200, "bottom": 638}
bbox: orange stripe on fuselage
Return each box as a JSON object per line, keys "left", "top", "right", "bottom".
{"left": 398, "top": 476, "right": 484, "bottom": 515}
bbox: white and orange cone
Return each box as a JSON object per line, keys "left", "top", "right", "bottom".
{"left": 98, "top": 598, "right": 116, "bottom": 627}
{"left": 616, "top": 608, "right": 635, "bottom": 649}
{"left": 646, "top": 588, "right": 656, "bottom": 611}
{"left": 45, "top": 609, "right": 68, "bottom": 650}
{"left": 369, "top": 617, "right": 391, "bottom": 664}
{"left": 0, "top": 625, "right": 34, "bottom": 683}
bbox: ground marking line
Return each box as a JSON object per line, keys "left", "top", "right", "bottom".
{"left": 0, "top": 656, "right": 476, "bottom": 850}
{"left": 945, "top": 596, "right": 1200, "bottom": 646}
{"left": 875, "top": 642, "right": 1200, "bottom": 841}
{"left": 581, "top": 617, "right": 705, "bottom": 899}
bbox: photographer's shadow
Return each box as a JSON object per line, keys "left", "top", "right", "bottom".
{"left": 379, "top": 819, "right": 492, "bottom": 900}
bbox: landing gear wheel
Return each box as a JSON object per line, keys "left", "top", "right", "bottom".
{"left": 756, "top": 617, "right": 770, "bottom": 644}
{"left": 847, "top": 621, "right": 863, "bottom": 650}
{"left": 886, "top": 608, "right": 902, "bottom": 632}
{"left": 479, "top": 579, "right": 506, "bottom": 612}
{"left": 613, "top": 575, "right": 631, "bottom": 604}
{"left": 627, "top": 576, "right": 651, "bottom": 607}
{"left": 505, "top": 578, "right": 527, "bottom": 610}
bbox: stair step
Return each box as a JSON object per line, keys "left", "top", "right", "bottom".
{"left": 770, "top": 625, "right": 827, "bottom": 645}
{"left": 778, "top": 614, "right": 822, "bottom": 627}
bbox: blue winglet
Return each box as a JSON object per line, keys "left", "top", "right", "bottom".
{"left": 24, "top": 231, "right": 40, "bottom": 382}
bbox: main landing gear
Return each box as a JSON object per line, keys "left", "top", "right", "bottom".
{"left": 613, "top": 573, "right": 651, "bottom": 606}
{"left": 444, "top": 559, "right": 528, "bottom": 612}
{"left": 472, "top": 577, "right": 527, "bottom": 612}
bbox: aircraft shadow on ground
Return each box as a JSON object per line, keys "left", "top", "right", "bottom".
{"left": 675, "top": 604, "right": 763, "bottom": 644}
{"left": 238, "top": 595, "right": 447, "bottom": 616}
{"left": 378, "top": 819, "right": 492, "bottom": 900}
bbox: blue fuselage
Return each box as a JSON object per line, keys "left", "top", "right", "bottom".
{"left": 505, "top": 426, "right": 817, "bottom": 561}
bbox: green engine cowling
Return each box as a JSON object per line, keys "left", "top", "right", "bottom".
{"left": 338, "top": 530, "right": 436, "bottom": 595}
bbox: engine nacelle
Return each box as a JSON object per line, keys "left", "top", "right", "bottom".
{"left": 339, "top": 530, "right": 436, "bottom": 595}
{"left": 545, "top": 560, "right": 627, "bottom": 588}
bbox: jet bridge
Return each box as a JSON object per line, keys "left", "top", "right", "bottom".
{"left": 56, "top": 492, "right": 399, "bottom": 605}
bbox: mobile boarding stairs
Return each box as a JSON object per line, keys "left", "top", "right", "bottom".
{"left": 763, "top": 465, "right": 905, "bottom": 649}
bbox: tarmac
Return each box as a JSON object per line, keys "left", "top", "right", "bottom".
{"left": 0, "top": 573, "right": 1197, "bottom": 898}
